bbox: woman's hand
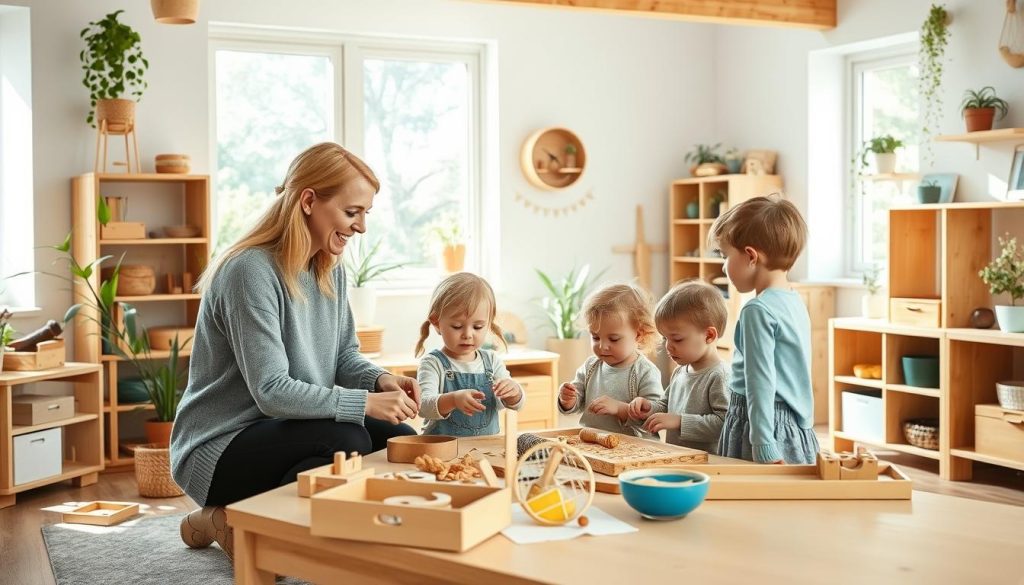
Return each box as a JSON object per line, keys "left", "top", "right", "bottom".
{"left": 558, "top": 382, "right": 578, "bottom": 410}
{"left": 626, "top": 397, "right": 652, "bottom": 420}
{"left": 451, "top": 389, "right": 487, "bottom": 416}
{"left": 493, "top": 379, "right": 522, "bottom": 406}
{"left": 643, "top": 413, "right": 681, "bottom": 434}
{"left": 376, "top": 374, "right": 421, "bottom": 408}
{"left": 365, "top": 390, "right": 418, "bottom": 424}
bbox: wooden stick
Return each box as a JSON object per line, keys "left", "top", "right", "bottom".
{"left": 580, "top": 427, "right": 620, "bottom": 448}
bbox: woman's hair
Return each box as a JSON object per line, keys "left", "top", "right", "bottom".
{"left": 414, "top": 272, "right": 506, "bottom": 357}
{"left": 196, "top": 142, "right": 380, "bottom": 300}
{"left": 655, "top": 279, "right": 728, "bottom": 335}
{"left": 582, "top": 283, "right": 658, "bottom": 352}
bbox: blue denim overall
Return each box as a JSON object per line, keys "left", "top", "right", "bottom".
{"left": 426, "top": 349, "right": 499, "bottom": 436}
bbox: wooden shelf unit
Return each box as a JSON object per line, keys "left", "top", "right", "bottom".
{"left": 72, "top": 172, "right": 210, "bottom": 469}
{"left": 934, "top": 128, "right": 1024, "bottom": 159}
{"left": 829, "top": 201, "right": 1024, "bottom": 480}
{"left": 0, "top": 363, "right": 104, "bottom": 508}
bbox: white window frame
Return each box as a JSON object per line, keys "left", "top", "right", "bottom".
{"left": 209, "top": 26, "right": 491, "bottom": 292}
{"left": 845, "top": 46, "right": 917, "bottom": 277}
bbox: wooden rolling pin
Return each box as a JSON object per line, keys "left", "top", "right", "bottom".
{"left": 8, "top": 320, "right": 62, "bottom": 352}
{"left": 580, "top": 427, "right": 620, "bottom": 449}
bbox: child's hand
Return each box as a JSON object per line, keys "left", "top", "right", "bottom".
{"left": 451, "top": 390, "right": 487, "bottom": 416}
{"left": 493, "top": 379, "right": 522, "bottom": 405}
{"left": 558, "top": 382, "right": 578, "bottom": 409}
{"left": 643, "top": 413, "right": 681, "bottom": 434}
{"left": 588, "top": 396, "right": 626, "bottom": 418}
{"left": 627, "top": 397, "right": 652, "bottom": 420}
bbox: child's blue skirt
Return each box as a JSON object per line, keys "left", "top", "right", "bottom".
{"left": 718, "top": 392, "right": 819, "bottom": 463}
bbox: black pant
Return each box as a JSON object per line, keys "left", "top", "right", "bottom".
{"left": 205, "top": 417, "right": 416, "bottom": 506}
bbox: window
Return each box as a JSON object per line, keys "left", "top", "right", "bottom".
{"left": 211, "top": 31, "right": 486, "bottom": 289}
{"left": 847, "top": 50, "right": 919, "bottom": 275}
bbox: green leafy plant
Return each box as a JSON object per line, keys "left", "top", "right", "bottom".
{"left": 0, "top": 308, "right": 14, "bottom": 348}
{"left": 535, "top": 264, "right": 607, "bottom": 339}
{"left": 344, "top": 237, "right": 406, "bottom": 288}
{"left": 564, "top": 144, "right": 578, "bottom": 156}
{"left": 862, "top": 264, "right": 883, "bottom": 296}
{"left": 960, "top": 86, "right": 1009, "bottom": 119}
{"left": 684, "top": 143, "right": 724, "bottom": 166}
{"left": 80, "top": 10, "right": 149, "bottom": 126}
{"left": 979, "top": 235, "right": 1024, "bottom": 306}
{"left": 919, "top": 4, "right": 950, "bottom": 165}
{"left": 853, "top": 135, "right": 904, "bottom": 180}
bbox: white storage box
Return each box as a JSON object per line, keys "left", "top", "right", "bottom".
{"left": 842, "top": 390, "right": 883, "bottom": 442}
{"left": 14, "top": 428, "right": 62, "bottom": 485}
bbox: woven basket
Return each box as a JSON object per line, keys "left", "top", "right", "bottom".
{"left": 356, "top": 326, "right": 385, "bottom": 356}
{"left": 134, "top": 443, "right": 185, "bottom": 498}
{"left": 902, "top": 418, "right": 940, "bottom": 451}
{"left": 996, "top": 381, "right": 1024, "bottom": 411}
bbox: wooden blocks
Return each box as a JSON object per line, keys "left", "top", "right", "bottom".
{"left": 817, "top": 449, "right": 879, "bottom": 481}
{"left": 297, "top": 451, "right": 375, "bottom": 498}
{"left": 100, "top": 222, "right": 146, "bottom": 240}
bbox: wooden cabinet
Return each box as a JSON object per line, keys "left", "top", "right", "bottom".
{"left": 71, "top": 173, "right": 210, "bottom": 470}
{"left": 0, "top": 363, "right": 103, "bottom": 508}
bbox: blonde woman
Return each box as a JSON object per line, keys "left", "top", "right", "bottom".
{"left": 171, "top": 143, "right": 419, "bottom": 558}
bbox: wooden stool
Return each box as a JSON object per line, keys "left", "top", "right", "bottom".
{"left": 94, "top": 117, "right": 140, "bottom": 174}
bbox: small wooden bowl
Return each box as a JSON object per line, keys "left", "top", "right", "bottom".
{"left": 148, "top": 326, "right": 194, "bottom": 352}
{"left": 155, "top": 154, "right": 191, "bottom": 174}
{"left": 387, "top": 435, "right": 458, "bottom": 463}
{"left": 163, "top": 225, "right": 200, "bottom": 238}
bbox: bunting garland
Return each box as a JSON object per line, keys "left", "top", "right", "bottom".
{"left": 514, "top": 190, "right": 595, "bottom": 216}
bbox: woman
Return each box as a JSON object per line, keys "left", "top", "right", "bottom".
{"left": 171, "top": 143, "right": 419, "bottom": 558}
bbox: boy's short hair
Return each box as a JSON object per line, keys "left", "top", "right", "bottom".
{"left": 708, "top": 194, "right": 807, "bottom": 271}
{"left": 655, "top": 280, "right": 728, "bottom": 335}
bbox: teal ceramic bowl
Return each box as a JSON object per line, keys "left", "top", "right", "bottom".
{"left": 117, "top": 377, "right": 151, "bottom": 404}
{"left": 901, "top": 355, "right": 940, "bottom": 388}
{"left": 619, "top": 468, "right": 710, "bottom": 520}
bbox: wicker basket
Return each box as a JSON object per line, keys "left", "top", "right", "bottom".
{"left": 356, "top": 326, "right": 384, "bottom": 356}
{"left": 996, "top": 381, "right": 1024, "bottom": 411}
{"left": 903, "top": 418, "right": 940, "bottom": 451}
{"left": 134, "top": 443, "right": 185, "bottom": 498}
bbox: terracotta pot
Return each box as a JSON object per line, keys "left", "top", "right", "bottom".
{"left": 150, "top": 0, "right": 199, "bottom": 24}
{"left": 144, "top": 420, "right": 174, "bottom": 445}
{"left": 95, "top": 99, "right": 135, "bottom": 127}
{"left": 963, "top": 107, "right": 996, "bottom": 132}
{"left": 442, "top": 244, "right": 466, "bottom": 273}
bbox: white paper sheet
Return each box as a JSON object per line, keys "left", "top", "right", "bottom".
{"left": 501, "top": 505, "right": 638, "bottom": 544}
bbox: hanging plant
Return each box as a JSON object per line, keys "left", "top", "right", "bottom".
{"left": 79, "top": 10, "right": 149, "bottom": 127}
{"left": 918, "top": 4, "right": 950, "bottom": 167}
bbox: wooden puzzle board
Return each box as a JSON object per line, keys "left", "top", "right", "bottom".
{"left": 524, "top": 428, "right": 708, "bottom": 476}
{"left": 669, "top": 462, "right": 912, "bottom": 500}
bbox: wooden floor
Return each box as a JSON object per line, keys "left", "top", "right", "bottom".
{"left": 3, "top": 455, "right": 1023, "bottom": 585}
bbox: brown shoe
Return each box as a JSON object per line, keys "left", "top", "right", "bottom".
{"left": 180, "top": 506, "right": 234, "bottom": 560}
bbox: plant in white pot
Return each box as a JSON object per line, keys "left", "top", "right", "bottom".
{"left": 861, "top": 264, "right": 887, "bottom": 319}
{"left": 427, "top": 216, "right": 466, "bottom": 274}
{"left": 80, "top": 10, "right": 149, "bottom": 128}
{"left": 344, "top": 237, "right": 405, "bottom": 327}
{"left": 536, "top": 264, "right": 606, "bottom": 383}
{"left": 979, "top": 234, "right": 1024, "bottom": 333}
{"left": 855, "top": 135, "right": 903, "bottom": 178}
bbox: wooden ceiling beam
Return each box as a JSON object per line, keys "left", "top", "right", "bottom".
{"left": 475, "top": 0, "right": 837, "bottom": 30}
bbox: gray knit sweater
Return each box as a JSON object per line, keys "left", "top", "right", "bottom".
{"left": 169, "top": 248, "right": 386, "bottom": 506}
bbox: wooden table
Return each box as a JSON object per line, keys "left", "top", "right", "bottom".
{"left": 227, "top": 437, "right": 1024, "bottom": 584}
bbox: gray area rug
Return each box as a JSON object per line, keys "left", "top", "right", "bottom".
{"left": 42, "top": 513, "right": 309, "bottom": 585}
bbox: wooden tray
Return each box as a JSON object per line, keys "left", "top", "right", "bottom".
{"left": 387, "top": 435, "right": 459, "bottom": 463}
{"left": 668, "top": 462, "right": 912, "bottom": 500}
{"left": 62, "top": 501, "right": 139, "bottom": 526}
{"left": 524, "top": 428, "right": 707, "bottom": 476}
{"left": 310, "top": 478, "right": 510, "bottom": 552}
{"left": 3, "top": 339, "right": 66, "bottom": 371}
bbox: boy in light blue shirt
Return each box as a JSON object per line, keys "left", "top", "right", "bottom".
{"left": 709, "top": 195, "right": 819, "bottom": 464}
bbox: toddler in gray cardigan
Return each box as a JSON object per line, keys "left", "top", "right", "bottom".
{"left": 627, "top": 280, "right": 730, "bottom": 454}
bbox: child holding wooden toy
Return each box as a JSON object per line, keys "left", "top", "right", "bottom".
{"left": 558, "top": 283, "right": 664, "bottom": 437}
{"left": 708, "top": 195, "right": 819, "bottom": 464}
{"left": 415, "top": 273, "right": 525, "bottom": 436}
{"left": 626, "top": 280, "right": 730, "bottom": 453}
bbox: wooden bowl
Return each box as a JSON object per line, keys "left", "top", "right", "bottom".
{"left": 387, "top": 435, "right": 458, "bottom": 463}
{"left": 163, "top": 225, "right": 200, "bottom": 238}
{"left": 154, "top": 153, "right": 190, "bottom": 174}
{"left": 116, "top": 265, "right": 156, "bottom": 296}
{"left": 147, "top": 326, "right": 194, "bottom": 352}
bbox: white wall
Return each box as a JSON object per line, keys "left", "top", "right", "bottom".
{"left": 715, "top": 0, "right": 1024, "bottom": 316}
{"left": 7, "top": 0, "right": 717, "bottom": 355}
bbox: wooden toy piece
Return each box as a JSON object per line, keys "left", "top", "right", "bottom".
{"left": 3, "top": 339, "right": 66, "bottom": 371}
{"left": 816, "top": 450, "right": 840, "bottom": 480}
{"left": 182, "top": 271, "right": 194, "bottom": 293}
{"left": 62, "top": 501, "right": 139, "bottom": 526}
{"left": 381, "top": 492, "right": 452, "bottom": 509}
{"left": 838, "top": 451, "right": 878, "bottom": 481}
{"left": 515, "top": 441, "right": 596, "bottom": 526}
{"left": 579, "top": 427, "right": 620, "bottom": 449}
{"left": 476, "top": 458, "right": 500, "bottom": 488}
{"left": 386, "top": 435, "right": 458, "bottom": 463}
{"left": 504, "top": 409, "right": 517, "bottom": 490}
{"left": 297, "top": 451, "right": 375, "bottom": 497}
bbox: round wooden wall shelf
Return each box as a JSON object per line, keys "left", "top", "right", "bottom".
{"left": 520, "top": 127, "right": 586, "bottom": 191}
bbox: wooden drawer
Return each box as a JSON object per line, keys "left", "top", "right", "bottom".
{"left": 514, "top": 375, "right": 554, "bottom": 424}
{"left": 12, "top": 394, "right": 76, "bottom": 426}
{"left": 889, "top": 298, "right": 941, "bottom": 328}
{"left": 975, "top": 404, "right": 1024, "bottom": 463}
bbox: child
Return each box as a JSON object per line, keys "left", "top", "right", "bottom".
{"left": 558, "top": 283, "right": 663, "bottom": 437}
{"left": 626, "top": 280, "right": 730, "bottom": 454}
{"left": 708, "top": 195, "right": 819, "bottom": 464}
{"left": 415, "top": 273, "right": 524, "bottom": 436}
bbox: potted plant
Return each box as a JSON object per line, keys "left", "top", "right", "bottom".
{"left": 855, "top": 135, "right": 904, "bottom": 177}
{"left": 0, "top": 308, "right": 13, "bottom": 373}
{"left": 536, "top": 264, "right": 606, "bottom": 383}
{"left": 723, "top": 148, "right": 743, "bottom": 174}
{"left": 564, "top": 144, "right": 578, "bottom": 169}
{"left": 919, "top": 4, "right": 950, "bottom": 165}
{"left": 80, "top": 10, "right": 148, "bottom": 128}
{"left": 344, "top": 237, "right": 406, "bottom": 327}
{"left": 861, "top": 264, "right": 886, "bottom": 319}
{"left": 979, "top": 235, "right": 1024, "bottom": 333}
{"left": 684, "top": 143, "right": 725, "bottom": 177}
{"left": 710, "top": 190, "right": 727, "bottom": 218}
{"left": 427, "top": 217, "right": 466, "bottom": 274}
{"left": 960, "top": 86, "right": 1009, "bottom": 133}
